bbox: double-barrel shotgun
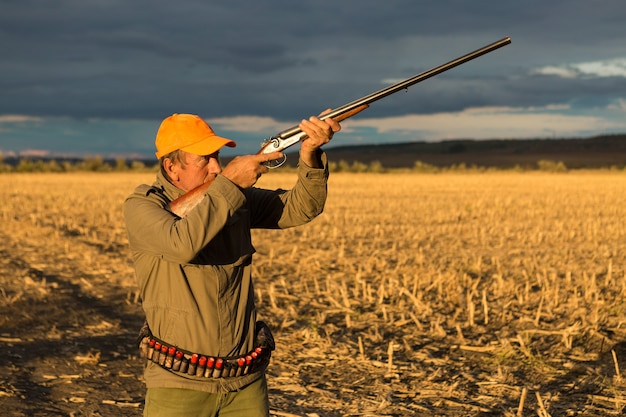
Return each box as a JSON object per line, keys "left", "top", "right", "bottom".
{"left": 169, "top": 36, "right": 511, "bottom": 217}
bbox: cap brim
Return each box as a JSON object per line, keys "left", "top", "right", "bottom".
{"left": 180, "top": 135, "right": 236, "bottom": 156}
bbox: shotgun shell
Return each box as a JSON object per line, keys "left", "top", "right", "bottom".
{"left": 236, "top": 357, "right": 245, "bottom": 376}
{"left": 196, "top": 356, "right": 207, "bottom": 377}
{"left": 165, "top": 346, "right": 176, "bottom": 368}
{"left": 244, "top": 355, "right": 252, "bottom": 374}
{"left": 139, "top": 337, "right": 150, "bottom": 358}
{"left": 204, "top": 357, "right": 215, "bottom": 378}
{"left": 153, "top": 342, "right": 162, "bottom": 364}
{"left": 147, "top": 339, "right": 156, "bottom": 360}
{"left": 159, "top": 344, "right": 169, "bottom": 366}
{"left": 187, "top": 353, "right": 198, "bottom": 375}
{"left": 172, "top": 350, "right": 183, "bottom": 371}
{"left": 179, "top": 353, "right": 190, "bottom": 374}
{"left": 212, "top": 358, "right": 223, "bottom": 378}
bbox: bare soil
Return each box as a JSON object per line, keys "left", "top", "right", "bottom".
{"left": 3, "top": 237, "right": 625, "bottom": 417}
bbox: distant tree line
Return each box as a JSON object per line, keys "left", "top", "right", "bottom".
{"left": 0, "top": 154, "right": 610, "bottom": 174}
{"left": 0, "top": 155, "right": 157, "bottom": 173}
{"left": 330, "top": 159, "right": 571, "bottom": 173}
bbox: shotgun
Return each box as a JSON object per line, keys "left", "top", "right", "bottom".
{"left": 169, "top": 36, "right": 511, "bottom": 217}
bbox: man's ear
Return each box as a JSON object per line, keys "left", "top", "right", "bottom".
{"left": 163, "top": 158, "right": 179, "bottom": 182}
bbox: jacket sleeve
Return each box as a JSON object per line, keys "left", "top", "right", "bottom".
{"left": 124, "top": 175, "right": 247, "bottom": 264}
{"left": 247, "top": 153, "right": 329, "bottom": 229}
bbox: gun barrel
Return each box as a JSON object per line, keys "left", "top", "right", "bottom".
{"left": 168, "top": 37, "right": 511, "bottom": 218}
{"left": 274, "top": 36, "right": 511, "bottom": 140}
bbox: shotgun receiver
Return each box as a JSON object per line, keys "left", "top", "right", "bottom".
{"left": 169, "top": 36, "right": 511, "bottom": 217}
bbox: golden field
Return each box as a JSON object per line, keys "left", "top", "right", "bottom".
{"left": 1, "top": 171, "right": 626, "bottom": 416}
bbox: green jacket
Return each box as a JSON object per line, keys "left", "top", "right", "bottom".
{"left": 124, "top": 155, "right": 328, "bottom": 393}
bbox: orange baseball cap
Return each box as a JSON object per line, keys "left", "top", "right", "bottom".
{"left": 155, "top": 113, "right": 236, "bottom": 159}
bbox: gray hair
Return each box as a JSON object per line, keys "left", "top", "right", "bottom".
{"left": 159, "top": 149, "right": 187, "bottom": 180}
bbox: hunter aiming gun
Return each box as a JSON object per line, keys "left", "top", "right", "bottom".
{"left": 169, "top": 36, "right": 511, "bottom": 217}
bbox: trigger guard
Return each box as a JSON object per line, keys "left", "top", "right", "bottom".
{"left": 262, "top": 154, "right": 287, "bottom": 169}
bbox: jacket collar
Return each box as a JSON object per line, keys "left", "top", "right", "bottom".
{"left": 154, "top": 168, "right": 186, "bottom": 201}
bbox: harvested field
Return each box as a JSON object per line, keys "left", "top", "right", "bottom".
{"left": 1, "top": 171, "right": 626, "bottom": 416}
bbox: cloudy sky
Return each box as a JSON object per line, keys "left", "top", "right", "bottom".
{"left": 1, "top": 0, "right": 626, "bottom": 160}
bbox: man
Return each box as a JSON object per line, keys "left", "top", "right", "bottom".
{"left": 124, "top": 112, "right": 341, "bottom": 416}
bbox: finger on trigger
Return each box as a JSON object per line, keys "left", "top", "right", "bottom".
{"left": 261, "top": 151, "right": 282, "bottom": 162}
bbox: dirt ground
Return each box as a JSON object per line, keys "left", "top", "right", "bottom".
{"left": 3, "top": 235, "right": 625, "bottom": 417}
{"left": 2, "top": 172, "right": 626, "bottom": 416}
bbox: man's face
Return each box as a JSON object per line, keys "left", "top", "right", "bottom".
{"left": 168, "top": 151, "right": 222, "bottom": 192}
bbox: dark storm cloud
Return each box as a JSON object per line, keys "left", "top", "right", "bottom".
{"left": 1, "top": 0, "right": 626, "bottom": 122}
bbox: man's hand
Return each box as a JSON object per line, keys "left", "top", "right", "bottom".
{"left": 221, "top": 151, "right": 283, "bottom": 189}
{"left": 299, "top": 109, "right": 341, "bottom": 168}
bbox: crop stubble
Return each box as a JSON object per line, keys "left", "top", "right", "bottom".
{"left": 1, "top": 171, "right": 625, "bottom": 416}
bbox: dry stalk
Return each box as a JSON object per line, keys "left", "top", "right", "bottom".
{"left": 583, "top": 272, "right": 597, "bottom": 302}
{"left": 606, "top": 259, "right": 613, "bottom": 286}
{"left": 288, "top": 245, "right": 297, "bottom": 260}
{"left": 534, "top": 294, "right": 544, "bottom": 326}
{"left": 268, "top": 283, "right": 278, "bottom": 310}
{"left": 408, "top": 312, "right": 423, "bottom": 331}
{"left": 482, "top": 289, "right": 489, "bottom": 325}
{"left": 455, "top": 324, "right": 466, "bottom": 343}
{"left": 517, "top": 386, "right": 528, "bottom": 417}
{"left": 377, "top": 275, "right": 386, "bottom": 305}
{"left": 339, "top": 280, "right": 351, "bottom": 309}
{"left": 400, "top": 287, "right": 425, "bottom": 315}
{"left": 516, "top": 334, "right": 532, "bottom": 359}
{"left": 551, "top": 280, "right": 559, "bottom": 309}
{"left": 411, "top": 273, "right": 419, "bottom": 297}
{"left": 467, "top": 290, "right": 475, "bottom": 327}
{"left": 612, "top": 349, "right": 622, "bottom": 382}
{"left": 535, "top": 391, "right": 551, "bottom": 417}
{"left": 358, "top": 336, "right": 365, "bottom": 361}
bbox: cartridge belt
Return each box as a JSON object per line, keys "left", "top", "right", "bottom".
{"left": 138, "top": 335, "right": 271, "bottom": 378}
